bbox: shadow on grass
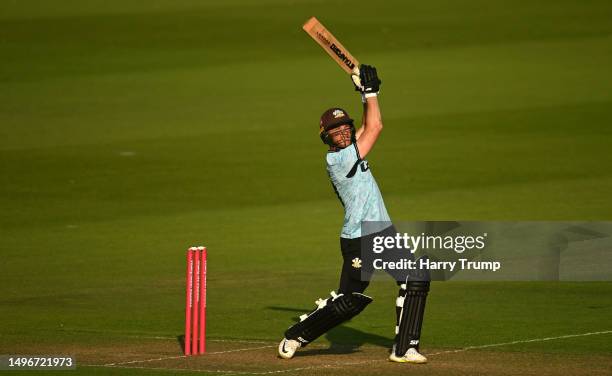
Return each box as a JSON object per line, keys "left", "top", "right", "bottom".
{"left": 267, "top": 306, "right": 392, "bottom": 357}
{"left": 177, "top": 335, "right": 185, "bottom": 354}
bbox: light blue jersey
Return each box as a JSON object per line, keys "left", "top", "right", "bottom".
{"left": 326, "top": 144, "right": 391, "bottom": 239}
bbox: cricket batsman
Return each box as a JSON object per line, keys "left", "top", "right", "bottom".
{"left": 278, "top": 65, "right": 430, "bottom": 363}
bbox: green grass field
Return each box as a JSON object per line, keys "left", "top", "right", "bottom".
{"left": 1, "top": 0, "right": 611, "bottom": 374}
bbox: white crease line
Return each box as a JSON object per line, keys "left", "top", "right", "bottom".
{"left": 427, "top": 329, "right": 612, "bottom": 356}
{"left": 138, "top": 338, "right": 272, "bottom": 344}
{"left": 220, "top": 360, "right": 376, "bottom": 375}
{"left": 102, "top": 354, "right": 187, "bottom": 367}
{"left": 122, "top": 337, "right": 272, "bottom": 344}
{"left": 85, "top": 330, "right": 612, "bottom": 374}
{"left": 100, "top": 345, "right": 277, "bottom": 367}
{"left": 96, "top": 359, "right": 377, "bottom": 375}
{"left": 208, "top": 345, "right": 276, "bottom": 355}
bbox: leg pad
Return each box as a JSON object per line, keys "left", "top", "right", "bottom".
{"left": 396, "top": 281, "right": 429, "bottom": 355}
{"left": 285, "top": 292, "right": 373, "bottom": 346}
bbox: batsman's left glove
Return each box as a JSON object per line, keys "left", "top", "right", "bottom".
{"left": 351, "top": 64, "right": 381, "bottom": 99}
{"left": 360, "top": 64, "right": 381, "bottom": 97}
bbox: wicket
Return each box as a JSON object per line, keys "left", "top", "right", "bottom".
{"left": 185, "top": 246, "right": 207, "bottom": 355}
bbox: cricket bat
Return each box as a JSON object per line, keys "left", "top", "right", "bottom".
{"left": 302, "top": 17, "right": 360, "bottom": 75}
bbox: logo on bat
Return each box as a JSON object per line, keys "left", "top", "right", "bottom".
{"left": 330, "top": 43, "right": 355, "bottom": 70}
{"left": 316, "top": 31, "right": 331, "bottom": 46}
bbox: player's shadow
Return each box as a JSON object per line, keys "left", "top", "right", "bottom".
{"left": 267, "top": 306, "right": 392, "bottom": 356}
{"left": 177, "top": 335, "right": 186, "bottom": 354}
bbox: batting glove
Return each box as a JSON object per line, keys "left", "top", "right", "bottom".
{"left": 360, "top": 64, "right": 381, "bottom": 98}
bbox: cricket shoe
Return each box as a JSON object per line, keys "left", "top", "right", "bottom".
{"left": 389, "top": 344, "right": 427, "bottom": 364}
{"left": 278, "top": 338, "right": 301, "bottom": 359}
